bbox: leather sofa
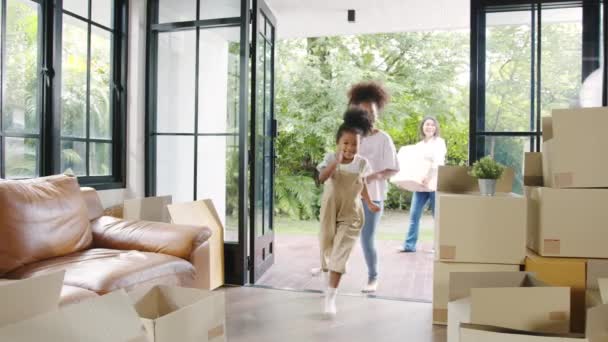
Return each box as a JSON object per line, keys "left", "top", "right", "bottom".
{"left": 0, "top": 175, "right": 213, "bottom": 306}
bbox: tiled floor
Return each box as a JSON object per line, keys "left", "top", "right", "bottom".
{"left": 225, "top": 286, "right": 447, "bottom": 342}
{"left": 256, "top": 234, "right": 435, "bottom": 301}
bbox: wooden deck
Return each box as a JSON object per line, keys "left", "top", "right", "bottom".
{"left": 256, "top": 234, "right": 434, "bottom": 301}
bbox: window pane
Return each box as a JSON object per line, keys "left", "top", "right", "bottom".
{"left": 156, "top": 31, "right": 196, "bottom": 133}
{"left": 62, "top": 15, "right": 88, "bottom": 138}
{"left": 477, "top": 135, "right": 533, "bottom": 195}
{"left": 197, "top": 136, "right": 239, "bottom": 242}
{"left": 5, "top": 137, "right": 38, "bottom": 178}
{"left": 541, "top": 7, "right": 583, "bottom": 116}
{"left": 156, "top": 136, "right": 194, "bottom": 203}
{"left": 158, "top": 0, "right": 195, "bottom": 24}
{"left": 90, "top": 142, "right": 111, "bottom": 176}
{"left": 4, "top": 0, "right": 40, "bottom": 134}
{"left": 199, "top": 0, "right": 240, "bottom": 20}
{"left": 63, "top": 0, "right": 88, "bottom": 18}
{"left": 485, "top": 11, "right": 532, "bottom": 132}
{"left": 92, "top": 0, "right": 113, "bottom": 28}
{"left": 61, "top": 140, "right": 86, "bottom": 176}
{"left": 90, "top": 26, "right": 112, "bottom": 139}
{"left": 198, "top": 27, "right": 240, "bottom": 134}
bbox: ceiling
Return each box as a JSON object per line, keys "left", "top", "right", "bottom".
{"left": 266, "top": 0, "right": 470, "bottom": 39}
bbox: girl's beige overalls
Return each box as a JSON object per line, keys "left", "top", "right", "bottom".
{"left": 319, "top": 161, "right": 366, "bottom": 274}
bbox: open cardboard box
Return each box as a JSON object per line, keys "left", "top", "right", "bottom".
{"left": 524, "top": 250, "right": 608, "bottom": 332}
{"left": 129, "top": 285, "right": 226, "bottom": 342}
{"left": 432, "top": 261, "right": 520, "bottom": 325}
{"left": 447, "top": 272, "right": 570, "bottom": 342}
{"left": 587, "top": 279, "right": 608, "bottom": 309}
{"left": 0, "top": 272, "right": 148, "bottom": 342}
{"left": 459, "top": 304, "right": 608, "bottom": 342}
{"left": 167, "top": 199, "right": 225, "bottom": 290}
{"left": 435, "top": 166, "right": 526, "bottom": 265}
{"left": 123, "top": 195, "right": 173, "bottom": 223}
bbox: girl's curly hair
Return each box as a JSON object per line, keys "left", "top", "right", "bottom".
{"left": 342, "top": 108, "right": 373, "bottom": 138}
{"left": 347, "top": 81, "right": 390, "bottom": 111}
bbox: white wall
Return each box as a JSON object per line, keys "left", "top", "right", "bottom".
{"left": 97, "top": 0, "right": 147, "bottom": 208}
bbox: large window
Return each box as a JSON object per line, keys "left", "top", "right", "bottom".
{"left": 471, "top": 0, "right": 606, "bottom": 193}
{"left": 0, "top": 0, "right": 127, "bottom": 188}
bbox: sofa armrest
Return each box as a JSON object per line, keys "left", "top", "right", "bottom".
{"left": 91, "top": 216, "right": 212, "bottom": 260}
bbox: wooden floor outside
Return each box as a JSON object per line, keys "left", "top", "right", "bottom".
{"left": 256, "top": 211, "right": 435, "bottom": 301}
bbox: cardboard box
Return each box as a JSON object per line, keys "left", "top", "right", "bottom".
{"left": 432, "top": 261, "right": 520, "bottom": 325}
{"left": 129, "top": 285, "right": 226, "bottom": 342}
{"left": 0, "top": 272, "right": 64, "bottom": 327}
{"left": 525, "top": 152, "right": 544, "bottom": 186}
{"left": 390, "top": 144, "right": 434, "bottom": 192}
{"left": 587, "top": 261, "right": 608, "bottom": 290}
{"left": 459, "top": 304, "right": 608, "bottom": 342}
{"left": 0, "top": 289, "right": 147, "bottom": 342}
{"left": 542, "top": 107, "right": 608, "bottom": 188}
{"left": 524, "top": 250, "right": 587, "bottom": 332}
{"left": 437, "top": 165, "right": 515, "bottom": 194}
{"left": 447, "top": 272, "right": 570, "bottom": 342}
{"left": 124, "top": 196, "right": 173, "bottom": 223}
{"left": 459, "top": 324, "right": 586, "bottom": 342}
{"left": 526, "top": 186, "right": 608, "bottom": 258}
{"left": 167, "top": 199, "right": 225, "bottom": 290}
{"left": 435, "top": 166, "right": 525, "bottom": 264}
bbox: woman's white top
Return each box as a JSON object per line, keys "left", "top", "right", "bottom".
{"left": 415, "top": 136, "right": 447, "bottom": 191}
{"left": 359, "top": 130, "right": 399, "bottom": 202}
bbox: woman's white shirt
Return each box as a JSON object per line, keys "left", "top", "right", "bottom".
{"left": 415, "top": 136, "right": 447, "bottom": 190}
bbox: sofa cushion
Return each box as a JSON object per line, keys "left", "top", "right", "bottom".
{"left": 6, "top": 249, "right": 195, "bottom": 294}
{"left": 0, "top": 175, "right": 92, "bottom": 276}
{"left": 59, "top": 285, "right": 99, "bottom": 306}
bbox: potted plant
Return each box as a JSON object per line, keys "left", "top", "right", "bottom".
{"left": 469, "top": 156, "right": 505, "bottom": 196}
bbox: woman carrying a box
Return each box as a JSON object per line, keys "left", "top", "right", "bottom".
{"left": 398, "top": 116, "right": 446, "bottom": 253}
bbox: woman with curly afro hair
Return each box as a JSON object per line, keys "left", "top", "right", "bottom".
{"left": 346, "top": 81, "right": 399, "bottom": 293}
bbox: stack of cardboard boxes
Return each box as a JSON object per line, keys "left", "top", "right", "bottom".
{"left": 434, "top": 107, "right": 608, "bottom": 341}
{"left": 524, "top": 107, "right": 608, "bottom": 333}
{"left": 432, "top": 166, "right": 526, "bottom": 325}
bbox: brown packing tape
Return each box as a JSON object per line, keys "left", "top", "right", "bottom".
{"left": 543, "top": 239, "right": 561, "bottom": 255}
{"left": 208, "top": 324, "right": 225, "bottom": 340}
{"left": 433, "top": 308, "right": 448, "bottom": 325}
{"left": 440, "top": 245, "right": 456, "bottom": 260}
{"left": 554, "top": 173, "right": 574, "bottom": 188}
{"left": 549, "top": 311, "right": 569, "bottom": 321}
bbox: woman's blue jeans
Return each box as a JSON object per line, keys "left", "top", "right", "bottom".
{"left": 361, "top": 200, "right": 384, "bottom": 282}
{"left": 403, "top": 191, "right": 435, "bottom": 251}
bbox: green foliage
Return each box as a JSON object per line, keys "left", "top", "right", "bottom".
{"left": 469, "top": 156, "right": 505, "bottom": 180}
{"left": 275, "top": 32, "right": 471, "bottom": 217}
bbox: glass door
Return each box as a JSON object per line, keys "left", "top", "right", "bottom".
{"left": 249, "top": 0, "right": 276, "bottom": 283}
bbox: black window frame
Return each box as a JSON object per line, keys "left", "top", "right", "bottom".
{"left": 470, "top": 0, "right": 607, "bottom": 163}
{"left": 0, "top": 0, "right": 128, "bottom": 190}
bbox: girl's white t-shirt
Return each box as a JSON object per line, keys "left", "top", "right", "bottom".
{"left": 317, "top": 153, "right": 372, "bottom": 177}
{"left": 359, "top": 130, "right": 399, "bottom": 202}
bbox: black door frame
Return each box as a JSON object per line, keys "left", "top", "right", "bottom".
{"left": 145, "top": 0, "right": 278, "bottom": 285}
{"left": 249, "top": 0, "right": 277, "bottom": 284}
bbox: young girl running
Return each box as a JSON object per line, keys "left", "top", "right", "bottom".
{"left": 317, "top": 108, "right": 380, "bottom": 315}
